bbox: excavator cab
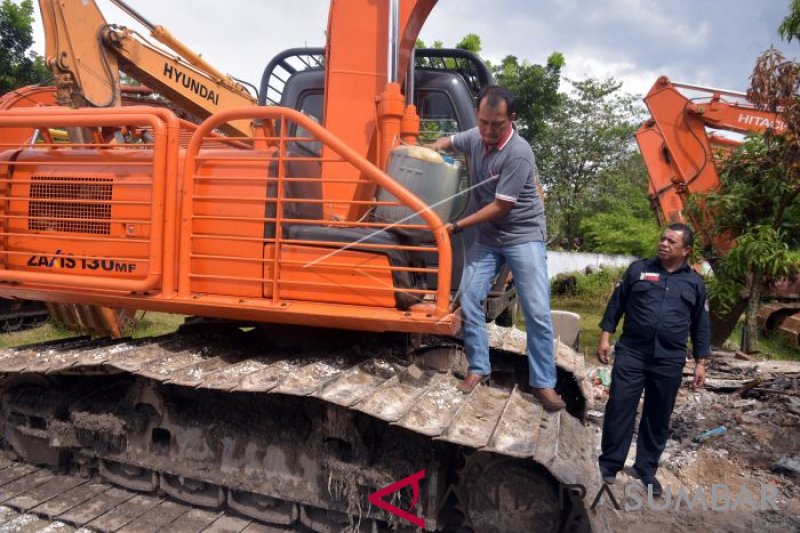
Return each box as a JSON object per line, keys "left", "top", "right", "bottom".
{"left": 258, "top": 47, "right": 514, "bottom": 317}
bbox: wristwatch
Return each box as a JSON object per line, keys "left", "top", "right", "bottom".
{"left": 452, "top": 221, "right": 463, "bottom": 234}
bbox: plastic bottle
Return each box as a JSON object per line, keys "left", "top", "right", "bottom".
{"left": 693, "top": 426, "right": 727, "bottom": 443}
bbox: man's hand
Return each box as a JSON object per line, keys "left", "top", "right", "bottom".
{"left": 426, "top": 136, "right": 453, "bottom": 153}
{"left": 692, "top": 360, "right": 707, "bottom": 388}
{"left": 597, "top": 331, "right": 612, "bottom": 364}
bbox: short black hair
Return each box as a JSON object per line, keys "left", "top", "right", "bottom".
{"left": 666, "top": 223, "right": 694, "bottom": 248}
{"left": 477, "top": 85, "right": 517, "bottom": 117}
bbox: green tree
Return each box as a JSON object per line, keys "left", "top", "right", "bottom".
{"left": 0, "top": 0, "right": 49, "bottom": 94}
{"left": 688, "top": 48, "right": 800, "bottom": 352}
{"left": 690, "top": 134, "right": 800, "bottom": 353}
{"left": 579, "top": 153, "right": 661, "bottom": 256}
{"left": 455, "top": 33, "right": 481, "bottom": 53}
{"left": 415, "top": 34, "right": 564, "bottom": 144}
{"left": 493, "top": 52, "right": 564, "bottom": 142}
{"left": 534, "top": 77, "right": 647, "bottom": 247}
{"left": 779, "top": 0, "right": 800, "bottom": 42}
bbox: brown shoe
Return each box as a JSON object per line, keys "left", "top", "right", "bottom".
{"left": 533, "top": 387, "right": 566, "bottom": 412}
{"left": 459, "top": 373, "right": 488, "bottom": 394}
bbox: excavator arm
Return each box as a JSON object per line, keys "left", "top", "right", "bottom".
{"left": 637, "top": 75, "right": 800, "bottom": 346}
{"left": 636, "top": 75, "right": 785, "bottom": 252}
{"left": 38, "top": 0, "right": 255, "bottom": 136}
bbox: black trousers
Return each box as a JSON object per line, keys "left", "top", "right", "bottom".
{"left": 599, "top": 348, "right": 684, "bottom": 476}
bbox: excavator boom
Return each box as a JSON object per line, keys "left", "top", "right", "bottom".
{"left": 37, "top": 0, "right": 255, "bottom": 136}
{"left": 637, "top": 75, "right": 800, "bottom": 346}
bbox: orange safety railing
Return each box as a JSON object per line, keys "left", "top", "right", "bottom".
{"left": 180, "top": 106, "right": 453, "bottom": 317}
{"left": 0, "top": 106, "right": 180, "bottom": 292}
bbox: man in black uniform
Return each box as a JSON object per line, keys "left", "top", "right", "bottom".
{"left": 597, "top": 223, "right": 710, "bottom": 496}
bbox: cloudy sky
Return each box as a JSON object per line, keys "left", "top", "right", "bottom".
{"left": 29, "top": 0, "right": 795, "bottom": 97}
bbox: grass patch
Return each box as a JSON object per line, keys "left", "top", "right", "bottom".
{"left": 0, "top": 321, "right": 76, "bottom": 349}
{"left": 728, "top": 322, "right": 800, "bottom": 361}
{"left": 551, "top": 296, "right": 607, "bottom": 358}
{"left": 548, "top": 267, "right": 625, "bottom": 358}
{"left": 0, "top": 311, "right": 186, "bottom": 349}
{"left": 129, "top": 312, "right": 186, "bottom": 339}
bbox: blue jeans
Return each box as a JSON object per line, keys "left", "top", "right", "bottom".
{"left": 458, "top": 241, "right": 557, "bottom": 388}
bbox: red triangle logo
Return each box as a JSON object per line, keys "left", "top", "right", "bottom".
{"left": 368, "top": 469, "right": 426, "bottom": 527}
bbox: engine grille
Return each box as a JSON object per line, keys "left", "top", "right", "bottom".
{"left": 28, "top": 176, "right": 113, "bottom": 235}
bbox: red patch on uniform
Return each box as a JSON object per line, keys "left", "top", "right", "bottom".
{"left": 640, "top": 272, "right": 660, "bottom": 282}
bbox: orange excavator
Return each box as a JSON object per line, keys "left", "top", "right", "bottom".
{"left": 637, "top": 75, "right": 800, "bottom": 346}
{"left": 0, "top": 1, "right": 595, "bottom": 531}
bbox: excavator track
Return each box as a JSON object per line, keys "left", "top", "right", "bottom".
{"left": 756, "top": 302, "right": 800, "bottom": 347}
{"left": 0, "top": 450, "right": 296, "bottom": 532}
{"left": 0, "top": 324, "right": 596, "bottom": 532}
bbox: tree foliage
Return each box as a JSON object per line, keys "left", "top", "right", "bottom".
{"left": 779, "top": 0, "right": 800, "bottom": 42}
{"left": 688, "top": 49, "right": 800, "bottom": 351}
{"left": 533, "top": 77, "right": 651, "bottom": 248}
{"left": 0, "top": 0, "right": 48, "bottom": 94}
{"left": 493, "top": 52, "right": 563, "bottom": 142}
{"left": 455, "top": 33, "right": 481, "bottom": 53}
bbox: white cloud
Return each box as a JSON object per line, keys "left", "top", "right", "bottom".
{"left": 24, "top": 0, "right": 791, "bottom": 99}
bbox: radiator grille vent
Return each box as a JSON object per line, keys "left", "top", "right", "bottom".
{"left": 28, "top": 176, "right": 113, "bottom": 235}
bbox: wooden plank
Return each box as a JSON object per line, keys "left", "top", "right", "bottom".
{"left": 116, "top": 500, "right": 191, "bottom": 533}
{"left": 58, "top": 487, "right": 136, "bottom": 526}
{"left": 34, "top": 521, "right": 76, "bottom": 532}
{"left": 166, "top": 508, "right": 222, "bottom": 533}
{"left": 88, "top": 493, "right": 163, "bottom": 532}
{"left": 202, "top": 515, "right": 252, "bottom": 533}
{"left": 0, "top": 469, "right": 55, "bottom": 503}
{"left": 0, "top": 463, "right": 39, "bottom": 487}
{"left": 240, "top": 523, "right": 296, "bottom": 533}
{"left": 4, "top": 473, "right": 88, "bottom": 511}
{"left": 32, "top": 481, "right": 109, "bottom": 519}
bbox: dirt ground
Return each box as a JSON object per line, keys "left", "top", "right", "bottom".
{"left": 584, "top": 351, "right": 800, "bottom": 533}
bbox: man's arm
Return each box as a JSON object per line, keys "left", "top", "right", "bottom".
{"left": 597, "top": 331, "right": 613, "bottom": 364}
{"left": 597, "top": 266, "right": 634, "bottom": 364}
{"left": 444, "top": 198, "right": 513, "bottom": 234}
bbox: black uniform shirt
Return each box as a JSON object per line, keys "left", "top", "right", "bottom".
{"left": 599, "top": 258, "right": 711, "bottom": 361}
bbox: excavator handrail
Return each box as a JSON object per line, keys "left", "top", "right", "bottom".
{"left": 0, "top": 106, "right": 181, "bottom": 292}
{"left": 180, "top": 106, "right": 453, "bottom": 316}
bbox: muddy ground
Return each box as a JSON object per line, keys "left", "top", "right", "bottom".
{"left": 585, "top": 351, "right": 800, "bottom": 533}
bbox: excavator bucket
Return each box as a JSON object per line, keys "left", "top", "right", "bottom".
{"left": 46, "top": 302, "right": 137, "bottom": 338}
